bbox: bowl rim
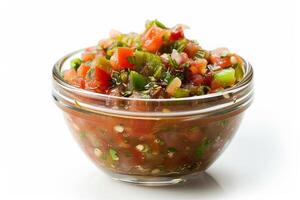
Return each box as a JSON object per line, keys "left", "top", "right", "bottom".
{"left": 52, "top": 47, "right": 254, "bottom": 103}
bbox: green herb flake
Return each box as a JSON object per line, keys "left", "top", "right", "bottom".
{"left": 196, "top": 138, "right": 213, "bottom": 157}
{"left": 218, "top": 119, "right": 229, "bottom": 127}
{"left": 109, "top": 148, "right": 119, "bottom": 161}
{"left": 80, "top": 132, "right": 86, "bottom": 139}
{"left": 86, "top": 68, "right": 95, "bottom": 79}
{"left": 146, "top": 19, "right": 167, "bottom": 29}
{"left": 194, "top": 49, "right": 207, "bottom": 59}
{"left": 167, "top": 147, "right": 177, "bottom": 153}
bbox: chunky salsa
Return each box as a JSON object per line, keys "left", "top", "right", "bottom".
{"left": 63, "top": 19, "right": 244, "bottom": 99}
{"left": 56, "top": 20, "right": 250, "bottom": 182}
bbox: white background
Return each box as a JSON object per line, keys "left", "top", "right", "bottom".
{"left": 0, "top": 0, "right": 299, "bottom": 199}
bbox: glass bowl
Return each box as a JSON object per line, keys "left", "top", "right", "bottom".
{"left": 52, "top": 48, "right": 254, "bottom": 186}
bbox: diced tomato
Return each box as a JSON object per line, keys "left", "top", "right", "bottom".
{"left": 77, "top": 65, "right": 90, "bottom": 78}
{"left": 184, "top": 42, "right": 200, "bottom": 58}
{"left": 210, "top": 47, "right": 232, "bottom": 68}
{"left": 129, "top": 147, "right": 143, "bottom": 165}
{"left": 185, "top": 130, "right": 203, "bottom": 142}
{"left": 82, "top": 52, "right": 95, "bottom": 62}
{"left": 70, "top": 77, "right": 85, "bottom": 89}
{"left": 190, "top": 74, "right": 204, "bottom": 86}
{"left": 210, "top": 79, "right": 223, "bottom": 90}
{"left": 170, "top": 26, "right": 184, "bottom": 41}
{"left": 203, "top": 72, "right": 213, "bottom": 86}
{"left": 84, "top": 67, "right": 111, "bottom": 92}
{"left": 141, "top": 25, "right": 166, "bottom": 52}
{"left": 210, "top": 56, "right": 232, "bottom": 68}
{"left": 94, "top": 67, "right": 111, "bottom": 88}
{"left": 110, "top": 47, "right": 134, "bottom": 71}
{"left": 63, "top": 69, "right": 77, "bottom": 82}
{"left": 189, "top": 59, "right": 207, "bottom": 75}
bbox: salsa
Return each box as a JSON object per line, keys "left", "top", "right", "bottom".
{"left": 63, "top": 19, "right": 244, "bottom": 99}
{"left": 54, "top": 20, "right": 252, "bottom": 183}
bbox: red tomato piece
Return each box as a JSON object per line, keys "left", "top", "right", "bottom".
{"left": 82, "top": 52, "right": 95, "bottom": 62}
{"left": 184, "top": 42, "right": 200, "bottom": 58}
{"left": 141, "top": 26, "right": 166, "bottom": 52}
{"left": 170, "top": 26, "right": 184, "bottom": 41}
{"left": 210, "top": 47, "right": 232, "bottom": 68}
{"left": 190, "top": 74, "right": 204, "bottom": 86}
{"left": 94, "top": 67, "right": 111, "bottom": 88}
{"left": 71, "top": 77, "right": 85, "bottom": 89}
{"left": 77, "top": 65, "right": 90, "bottom": 78}
{"left": 210, "top": 56, "right": 232, "bottom": 68}
{"left": 63, "top": 69, "right": 77, "bottom": 82}
{"left": 110, "top": 47, "right": 134, "bottom": 71}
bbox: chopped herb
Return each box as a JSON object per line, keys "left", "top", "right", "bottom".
{"left": 80, "top": 132, "right": 86, "bottom": 139}
{"left": 218, "top": 119, "right": 229, "bottom": 127}
{"left": 167, "top": 147, "right": 177, "bottom": 153}
{"left": 86, "top": 68, "right": 95, "bottom": 79}
{"left": 172, "top": 39, "right": 187, "bottom": 53}
{"left": 146, "top": 19, "right": 167, "bottom": 29}
{"left": 196, "top": 138, "right": 213, "bottom": 157}
{"left": 122, "top": 90, "right": 132, "bottom": 97}
{"left": 168, "top": 55, "right": 179, "bottom": 68}
{"left": 162, "top": 71, "right": 174, "bottom": 84}
{"left": 194, "top": 49, "right": 207, "bottom": 59}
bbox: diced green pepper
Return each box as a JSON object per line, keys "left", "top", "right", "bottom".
{"left": 120, "top": 71, "right": 129, "bottom": 83}
{"left": 167, "top": 147, "right": 177, "bottom": 153}
{"left": 128, "top": 51, "right": 165, "bottom": 77}
{"left": 145, "top": 19, "right": 167, "bottom": 29}
{"left": 93, "top": 57, "right": 112, "bottom": 73}
{"left": 109, "top": 149, "right": 119, "bottom": 161}
{"left": 128, "top": 71, "right": 148, "bottom": 91}
{"left": 196, "top": 86, "right": 210, "bottom": 95}
{"left": 172, "top": 88, "right": 190, "bottom": 98}
{"left": 233, "top": 63, "right": 244, "bottom": 81}
{"left": 196, "top": 138, "right": 213, "bottom": 157}
{"left": 213, "top": 68, "right": 236, "bottom": 88}
{"left": 70, "top": 58, "right": 82, "bottom": 71}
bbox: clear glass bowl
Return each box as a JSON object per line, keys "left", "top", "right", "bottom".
{"left": 52, "top": 48, "right": 254, "bottom": 186}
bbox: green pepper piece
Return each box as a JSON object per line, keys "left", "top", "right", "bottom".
{"left": 233, "top": 63, "right": 244, "bottom": 81}
{"left": 196, "top": 138, "right": 213, "bottom": 157}
{"left": 213, "top": 68, "right": 236, "bottom": 88}
{"left": 109, "top": 149, "right": 119, "bottom": 161}
{"left": 128, "top": 71, "right": 148, "bottom": 91}
{"left": 93, "top": 57, "right": 112, "bottom": 73}
{"left": 197, "top": 86, "right": 210, "bottom": 95}
{"left": 145, "top": 19, "right": 167, "bottom": 29}
{"left": 172, "top": 88, "right": 190, "bottom": 98}
{"left": 70, "top": 58, "right": 82, "bottom": 71}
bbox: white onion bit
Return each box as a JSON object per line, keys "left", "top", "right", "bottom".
{"left": 114, "top": 125, "right": 124, "bottom": 133}
{"left": 136, "top": 144, "right": 144, "bottom": 151}
{"left": 94, "top": 148, "right": 102, "bottom": 157}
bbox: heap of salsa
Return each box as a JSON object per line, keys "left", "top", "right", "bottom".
{"left": 63, "top": 20, "right": 244, "bottom": 98}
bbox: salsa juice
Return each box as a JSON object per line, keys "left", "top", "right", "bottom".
{"left": 63, "top": 107, "right": 243, "bottom": 176}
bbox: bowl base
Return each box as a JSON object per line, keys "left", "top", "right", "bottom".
{"left": 109, "top": 171, "right": 204, "bottom": 186}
